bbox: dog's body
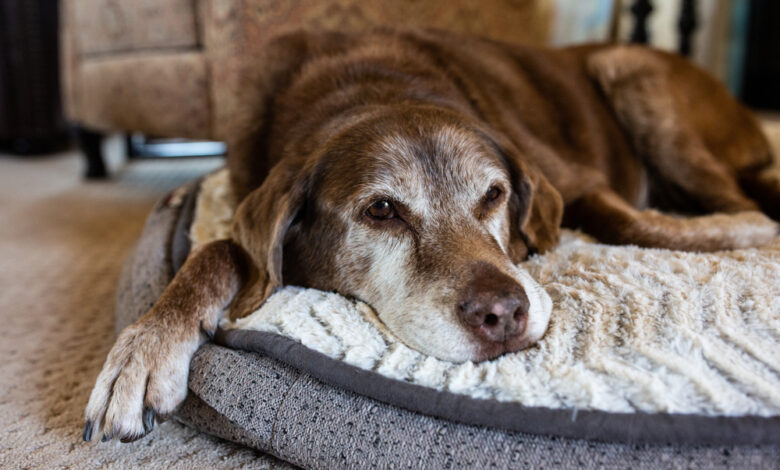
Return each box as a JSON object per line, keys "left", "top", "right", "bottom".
{"left": 84, "top": 30, "right": 780, "bottom": 443}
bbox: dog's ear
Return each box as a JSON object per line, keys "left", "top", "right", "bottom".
{"left": 509, "top": 161, "right": 563, "bottom": 259}
{"left": 228, "top": 162, "right": 308, "bottom": 319}
{"left": 491, "top": 133, "right": 563, "bottom": 261}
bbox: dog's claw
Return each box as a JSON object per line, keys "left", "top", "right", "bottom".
{"left": 101, "top": 433, "right": 110, "bottom": 443}
{"left": 82, "top": 420, "right": 93, "bottom": 442}
{"left": 120, "top": 434, "right": 142, "bottom": 443}
{"left": 200, "top": 321, "right": 215, "bottom": 340}
{"left": 143, "top": 407, "right": 155, "bottom": 433}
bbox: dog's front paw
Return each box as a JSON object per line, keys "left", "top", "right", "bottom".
{"left": 83, "top": 315, "right": 203, "bottom": 443}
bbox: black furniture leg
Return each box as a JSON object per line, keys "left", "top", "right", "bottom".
{"left": 630, "top": 0, "right": 654, "bottom": 44}
{"left": 678, "top": 0, "right": 697, "bottom": 57}
{"left": 77, "top": 127, "right": 107, "bottom": 178}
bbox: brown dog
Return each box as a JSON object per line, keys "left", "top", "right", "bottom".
{"left": 84, "top": 29, "right": 780, "bottom": 443}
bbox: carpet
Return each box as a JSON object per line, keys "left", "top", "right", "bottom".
{"left": 0, "top": 149, "right": 293, "bottom": 469}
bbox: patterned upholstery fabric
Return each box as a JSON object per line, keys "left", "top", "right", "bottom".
{"left": 61, "top": 0, "right": 551, "bottom": 139}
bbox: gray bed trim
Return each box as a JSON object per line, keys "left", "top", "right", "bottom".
{"left": 171, "top": 179, "right": 201, "bottom": 273}
{"left": 216, "top": 328, "right": 780, "bottom": 446}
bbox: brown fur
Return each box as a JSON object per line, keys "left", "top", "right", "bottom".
{"left": 86, "top": 29, "right": 780, "bottom": 443}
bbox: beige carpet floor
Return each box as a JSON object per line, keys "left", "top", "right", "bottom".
{"left": 0, "top": 149, "right": 292, "bottom": 469}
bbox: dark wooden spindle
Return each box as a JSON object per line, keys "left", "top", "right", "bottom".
{"left": 630, "top": 0, "right": 654, "bottom": 44}
{"left": 678, "top": 0, "right": 698, "bottom": 56}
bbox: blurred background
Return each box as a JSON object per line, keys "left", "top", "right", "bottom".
{"left": 0, "top": 0, "right": 777, "bottom": 175}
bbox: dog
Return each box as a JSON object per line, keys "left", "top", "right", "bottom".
{"left": 83, "top": 29, "right": 780, "bottom": 443}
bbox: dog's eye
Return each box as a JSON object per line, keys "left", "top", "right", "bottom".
{"left": 485, "top": 186, "right": 502, "bottom": 202}
{"left": 366, "top": 200, "right": 396, "bottom": 220}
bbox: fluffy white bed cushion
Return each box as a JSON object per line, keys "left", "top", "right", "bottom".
{"left": 193, "top": 169, "right": 780, "bottom": 417}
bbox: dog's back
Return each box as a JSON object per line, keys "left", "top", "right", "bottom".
{"left": 228, "top": 30, "right": 774, "bottom": 212}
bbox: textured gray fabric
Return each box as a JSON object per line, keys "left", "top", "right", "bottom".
{"left": 219, "top": 329, "right": 780, "bottom": 446}
{"left": 176, "top": 343, "right": 778, "bottom": 470}
{"left": 117, "top": 185, "right": 780, "bottom": 469}
{"left": 274, "top": 374, "right": 776, "bottom": 470}
{"left": 114, "top": 188, "right": 185, "bottom": 333}
{"left": 115, "top": 180, "right": 200, "bottom": 333}
{"left": 171, "top": 182, "right": 199, "bottom": 273}
{"left": 186, "top": 345, "right": 301, "bottom": 447}
{"left": 177, "top": 346, "right": 301, "bottom": 457}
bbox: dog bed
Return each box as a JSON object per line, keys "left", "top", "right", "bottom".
{"left": 116, "top": 170, "right": 780, "bottom": 469}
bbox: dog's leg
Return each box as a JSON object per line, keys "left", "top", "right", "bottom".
{"left": 83, "top": 239, "right": 247, "bottom": 443}
{"left": 588, "top": 46, "right": 762, "bottom": 214}
{"left": 568, "top": 188, "right": 778, "bottom": 252}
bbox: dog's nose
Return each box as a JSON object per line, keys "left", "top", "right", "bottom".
{"left": 457, "top": 263, "right": 529, "bottom": 344}
{"left": 458, "top": 293, "right": 528, "bottom": 343}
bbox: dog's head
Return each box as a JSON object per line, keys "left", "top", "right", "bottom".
{"left": 232, "top": 106, "right": 562, "bottom": 362}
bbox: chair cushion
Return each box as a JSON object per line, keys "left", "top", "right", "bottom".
{"left": 76, "top": 52, "right": 209, "bottom": 138}
{"left": 69, "top": 0, "right": 199, "bottom": 56}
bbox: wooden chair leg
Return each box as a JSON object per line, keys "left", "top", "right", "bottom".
{"left": 77, "top": 127, "right": 107, "bottom": 178}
